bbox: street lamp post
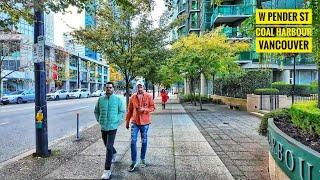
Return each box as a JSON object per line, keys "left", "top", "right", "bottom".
{"left": 290, "top": 54, "right": 298, "bottom": 104}
{"left": 33, "top": 0, "right": 50, "bottom": 157}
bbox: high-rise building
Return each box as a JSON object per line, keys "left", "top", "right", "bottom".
{"left": 172, "top": 0, "right": 317, "bottom": 88}
{"left": 0, "top": 11, "right": 55, "bottom": 93}
{"left": 63, "top": 32, "right": 86, "bottom": 56}
{"left": 84, "top": 0, "right": 101, "bottom": 61}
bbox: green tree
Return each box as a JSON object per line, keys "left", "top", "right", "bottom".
{"left": 169, "top": 28, "right": 249, "bottom": 110}
{"left": 307, "top": 0, "right": 320, "bottom": 108}
{"left": 0, "top": 0, "right": 153, "bottom": 30}
{"left": 72, "top": 1, "right": 161, "bottom": 104}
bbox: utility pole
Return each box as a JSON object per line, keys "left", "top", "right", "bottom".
{"left": 77, "top": 53, "right": 80, "bottom": 89}
{"left": 33, "top": 0, "right": 50, "bottom": 157}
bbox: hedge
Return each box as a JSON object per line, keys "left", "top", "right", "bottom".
{"left": 259, "top": 108, "right": 290, "bottom": 136}
{"left": 290, "top": 101, "right": 320, "bottom": 136}
{"left": 254, "top": 88, "right": 279, "bottom": 95}
{"left": 214, "top": 70, "right": 272, "bottom": 99}
{"left": 181, "top": 94, "right": 212, "bottom": 103}
{"left": 271, "top": 81, "right": 315, "bottom": 96}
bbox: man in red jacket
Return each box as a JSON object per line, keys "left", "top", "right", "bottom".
{"left": 125, "top": 82, "right": 155, "bottom": 172}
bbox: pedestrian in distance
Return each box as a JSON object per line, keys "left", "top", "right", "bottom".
{"left": 125, "top": 82, "right": 155, "bottom": 172}
{"left": 160, "top": 89, "right": 169, "bottom": 110}
{"left": 94, "top": 82, "right": 125, "bottom": 179}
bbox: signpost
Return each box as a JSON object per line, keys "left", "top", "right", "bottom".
{"left": 33, "top": 0, "right": 50, "bottom": 157}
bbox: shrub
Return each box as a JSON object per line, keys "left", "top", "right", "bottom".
{"left": 290, "top": 101, "right": 320, "bottom": 136}
{"left": 310, "top": 81, "right": 318, "bottom": 94}
{"left": 272, "top": 82, "right": 313, "bottom": 96}
{"left": 214, "top": 70, "right": 272, "bottom": 99}
{"left": 259, "top": 108, "right": 291, "bottom": 136}
{"left": 181, "top": 94, "right": 212, "bottom": 103}
{"left": 254, "top": 88, "right": 279, "bottom": 95}
{"left": 271, "top": 82, "right": 292, "bottom": 96}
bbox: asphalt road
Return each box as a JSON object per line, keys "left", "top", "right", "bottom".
{"left": 0, "top": 95, "right": 125, "bottom": 163}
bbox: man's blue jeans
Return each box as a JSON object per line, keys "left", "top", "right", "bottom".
{"left": 131, "top": 123, "right": 149, "bottom": 164}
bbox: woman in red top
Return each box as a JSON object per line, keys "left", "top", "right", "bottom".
{"left": 160, "top": 89, "right": 169, "bottom": 109}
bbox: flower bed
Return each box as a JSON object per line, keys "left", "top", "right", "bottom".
{"left": 268, "top": 118, "right": 320, "bottom": 179}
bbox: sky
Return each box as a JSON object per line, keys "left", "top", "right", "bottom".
{"left": 53, "top": 1, "right": 166, "bottom": 47}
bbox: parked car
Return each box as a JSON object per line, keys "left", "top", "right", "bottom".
{"left": 91, "top": 90, "right": 104, "bottom": 97}
{"left": 46, "top": 89, "right": 69, "bottom": 100}
{"left": 69, "top": 88, "right": 90, "bottom": 99}
{"left": 0, "top": 90, "right": 35, "bottom": 105}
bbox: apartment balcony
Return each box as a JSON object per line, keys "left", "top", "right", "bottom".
{"left": 222, "top": 26, "right": 251, "bottom": 40}
{"left": 238, "top": 51, "right": 259, "bottom": 63}
{"left": 178, "top": 2, "right": 187, "bottom": 15}
{"left": 211, "top": 5, "right": 254, "bottom": 26}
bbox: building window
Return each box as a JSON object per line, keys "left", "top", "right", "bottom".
{"left": 191, "top": 0, "right": 198, "bottom": 10}
{"left": 190, "top": 13, "right": 199, "bottom": 29}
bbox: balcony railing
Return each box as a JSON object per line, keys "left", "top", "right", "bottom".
{"left": 239, "top": 52, "right": 316, "bottom": 65}
{"left": 178, "top": 2, "right": 186, "bottom": 14}
{"left": 211, "top": 5, "right": 254, "bottom": 25}
{"left": 239, "top": 51, "right": 259, "bottom": 62}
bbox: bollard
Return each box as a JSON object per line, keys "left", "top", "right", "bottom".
{"left": 76, "top": 113, "right": 80, "bottom": 141}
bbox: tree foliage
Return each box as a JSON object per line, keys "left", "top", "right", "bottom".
{"left": 72, "top": 0, "right": 170, "bottom": 104}
{"left": 167, "top": 27, "right": 249, "bottom": 109}
{"left": 0, "top": 0, "right": 154, "bottom": 30}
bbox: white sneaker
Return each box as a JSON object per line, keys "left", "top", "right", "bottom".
{"left": 112, "top": 153, "right": 117, "bottom": 163}
{"left": 101, "top": 170, "right": 111, "bottom": 179}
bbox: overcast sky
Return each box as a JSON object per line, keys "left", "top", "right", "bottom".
{"left": 54, "top": 1, "right": 166, "bottom": 47}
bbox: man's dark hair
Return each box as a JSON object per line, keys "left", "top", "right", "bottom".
{"left": 106, "top": 82, "right": 114, "bottom": 87}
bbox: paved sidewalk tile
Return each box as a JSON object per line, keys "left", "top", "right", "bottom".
{"left": 184, "top": 103, "right": 269, "bottom": 180}
{"left": 45, "top": 97, "right": 234, "bottom": 179}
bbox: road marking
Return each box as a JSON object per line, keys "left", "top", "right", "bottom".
{"left": 66, "top": 106, "right": 90, "bottom": 112}
{"left": 0, "top": 98, "right": 98, "bottom": 113}
{"left": 0, "top": 122, "right": 9, "bottom": 126}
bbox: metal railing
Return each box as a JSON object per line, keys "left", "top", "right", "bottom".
{"left": 211, "top": 5, "right": 254, "bottom": 25}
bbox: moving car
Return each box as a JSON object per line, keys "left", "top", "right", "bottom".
{"left": 69, "top": 88, "right": 90, "bottom": 99}
{"left": 46, "top": 89, "right": 69, "bottom": 100}
{"left": 91, "top": 90, "right": 105, "bottom": 97}
{"left": 0, "top": 90, "right": 35, "bottom": 105}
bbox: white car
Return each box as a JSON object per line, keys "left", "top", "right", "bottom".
{"left": 46, "top": 89, "right": 69, "bottom": 100}
{"left": 69, "top": 88, "right": 90, "bottom": 99}
{"left": 91, "top": 90, "right": 105, "bottom": 97}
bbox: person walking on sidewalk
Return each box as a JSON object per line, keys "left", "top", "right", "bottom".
{"left": 125, "top": 82, "right": 155, "bottom": 172}
{"left": 94, "top": 82, "right": 125, "bottom": 179}
{"left": 160, "top": 89, "right": 169, "bottom": 109}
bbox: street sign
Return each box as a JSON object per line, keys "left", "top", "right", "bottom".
{"left": 34, "top": 36, "right": 45, "bottom": 63}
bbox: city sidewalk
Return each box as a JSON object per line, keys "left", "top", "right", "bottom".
{"left": 44, "top": 95, "right": 234, "bottom": 179}
{"left": 0, "top": 95, "right": 236, "bottom": 179}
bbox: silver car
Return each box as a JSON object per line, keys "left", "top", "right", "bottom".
{"left": 69, "top": 88, "right": 90, "bottom": 99}
{"left": 46, "top": 89, "right": 69, "bottom": 100}
{"left": 1, "top": 90, "right": 35, "bottom": 105}
{"left": 91, "top": 90, "right": 105, "bottom": 97}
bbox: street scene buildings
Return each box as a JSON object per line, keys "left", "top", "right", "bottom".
{"left": 172, "top": 0, "right": 318, "bottom": 95}
{"left": 0, "top": 0, "right": 319, "bottom": 180}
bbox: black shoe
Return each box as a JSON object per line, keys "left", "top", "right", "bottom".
{"left": 128, "top": 163, "right": 138, "bottom": 172}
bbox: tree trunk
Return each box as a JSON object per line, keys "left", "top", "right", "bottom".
{"left": 152, "top": 82, "right": 155, "bottom": 99}
{"left": 212, "top": 73, "right": 215, "bottom": 95}
{"left": 145, "top": 79, "right": 148, "bottom": 91}
{"left": 0, "top": 78, "right": 2, "bottom": 98}
{"left": 199, "top": 74, "right": 203, "bottom": 110}
{"left": 125, "top": 71, "right": 130, "bottom": 107}
{"left": 191, "top": 78, "right": 197, "bottom": 106}
{"left": 318, "top": 67, "right": 320, "bottom": 108}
